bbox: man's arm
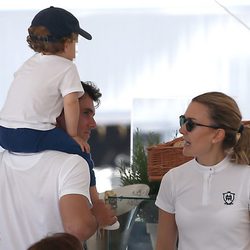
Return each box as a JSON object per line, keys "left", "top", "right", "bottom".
{"left": 90, "top": 185, "right": 100, "bottom": 202}
{"left": 59, "top": 194, "right": 98, "bottom": 241}
{"left": 90, "top": 185, "right": 117, "bottom": 228}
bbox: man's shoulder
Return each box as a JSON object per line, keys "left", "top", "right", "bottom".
{"left": 38, "top": 151, "right": 86, "bottom": 163}
{"left": 42, "top": 151, "right": 90, "bottom": 170}
{"left": 0, "top": 150, "right": 87, "bottom": 169}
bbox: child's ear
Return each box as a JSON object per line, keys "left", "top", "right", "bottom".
{"left": 64, "top": 40, "right": 70, "bottom": 50}
{"left": 212, "top": 129, "right": 225, "bottom": 144}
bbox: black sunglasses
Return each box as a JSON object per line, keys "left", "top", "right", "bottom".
{"left": 179, "top": 115, "right": 220, "bottom": 132}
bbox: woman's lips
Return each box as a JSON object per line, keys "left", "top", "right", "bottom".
{"left": 183, "top": 138, "right": 191, "bottom": 146}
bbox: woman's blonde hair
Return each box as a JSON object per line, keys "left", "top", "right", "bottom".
{"left": 192, "top": 91, "right": 250, "bottom": 165}
{"left": 27, "top": 26, "right": 78, "bottom": 54}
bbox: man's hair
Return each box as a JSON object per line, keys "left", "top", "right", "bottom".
{"left": 81, "top": 81, "right": 102, "bottom": 108}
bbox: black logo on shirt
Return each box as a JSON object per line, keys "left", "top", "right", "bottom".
{"left": 223, "top": 191, "right": 235, "bottom": 205}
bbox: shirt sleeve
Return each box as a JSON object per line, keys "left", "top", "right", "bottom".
{"left": 58, "top": 155, "right": 91, "bottom": 203}
{"left": 155, "top": 170, "right": 176, "bottom": 214}
{"left": 59, "top": 63, "right": 84, "bottom": 98}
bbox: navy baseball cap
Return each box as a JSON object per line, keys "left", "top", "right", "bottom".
{"left": 30, "top": 6, "right": 92, "bottom": 41}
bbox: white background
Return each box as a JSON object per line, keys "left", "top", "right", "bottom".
{"left": 1, "top": 0, "right": 250, "bottom": 140}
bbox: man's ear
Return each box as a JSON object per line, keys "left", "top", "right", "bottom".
{"left": 212, "top": 129, "right": 225, "bottom": 144}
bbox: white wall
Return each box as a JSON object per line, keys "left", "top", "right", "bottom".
{"left": 1, "top": 2, "right": 250, "bottom": 134}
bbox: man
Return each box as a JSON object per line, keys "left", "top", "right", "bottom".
{"left": 57, "top": 80, "right": 117, "bottom": 225}
{"left": 0, "top": 81, "right": 116, "bottom": 250}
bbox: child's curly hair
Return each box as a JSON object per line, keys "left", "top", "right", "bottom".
{"left": 27, "top": 26, "right": 78, "bottom": 54}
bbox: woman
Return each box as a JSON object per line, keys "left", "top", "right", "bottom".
{"left": 155, "top": 91, "right": 250, "bottom": 250}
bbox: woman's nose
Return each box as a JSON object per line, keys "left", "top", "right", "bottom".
{"left": 179, "top": 125, "right": 186, "bottom": 135}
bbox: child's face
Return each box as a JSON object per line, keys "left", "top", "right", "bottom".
{"left": 63, "top": 40, "right": 77, "bottom": 61}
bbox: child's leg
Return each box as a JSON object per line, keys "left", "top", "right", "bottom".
{"left": 38, "top": 127, "right": 96, "bottom": 186}
{"left": 0, "top": 126, "right": 96, "bottom": 186}
{"left": 0, "top": 126, "right": 43, "bottom": 152}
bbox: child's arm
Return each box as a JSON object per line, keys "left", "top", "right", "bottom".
{"left": 63, "top": 92, "right": 89, "bottom": 152}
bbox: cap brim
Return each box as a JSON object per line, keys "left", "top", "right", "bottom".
{"left": 79, "top": 28, "right": 92, "bottom": 40}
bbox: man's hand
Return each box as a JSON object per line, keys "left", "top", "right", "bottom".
{"left": 91, "top": 199, "right": 117, "bottom": 228}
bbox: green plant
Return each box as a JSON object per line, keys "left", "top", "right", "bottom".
{"left": 118, "top": 129, "right": 161, "bottom": 195}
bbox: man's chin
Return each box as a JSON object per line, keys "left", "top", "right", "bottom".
{"left": 83, "top": 135, "right": 90, "bottom": 142}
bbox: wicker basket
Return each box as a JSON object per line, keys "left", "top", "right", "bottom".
{"left": 242, "top": 120, "right": 250, "bottom": 126}
{"left": 147, "top": 137, "right": 192, "bottom": 181}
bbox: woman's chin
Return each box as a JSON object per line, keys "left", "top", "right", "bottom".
{"left": 182, "top": 148, "right": 193, "bottom": 157}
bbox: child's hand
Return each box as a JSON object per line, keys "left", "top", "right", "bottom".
{"left": 72, "top": 136, "right": 90, "bottom": 153}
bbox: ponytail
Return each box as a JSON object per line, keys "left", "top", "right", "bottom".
{"left": 230, "top": 123, "right": 250, "bottom": 165}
